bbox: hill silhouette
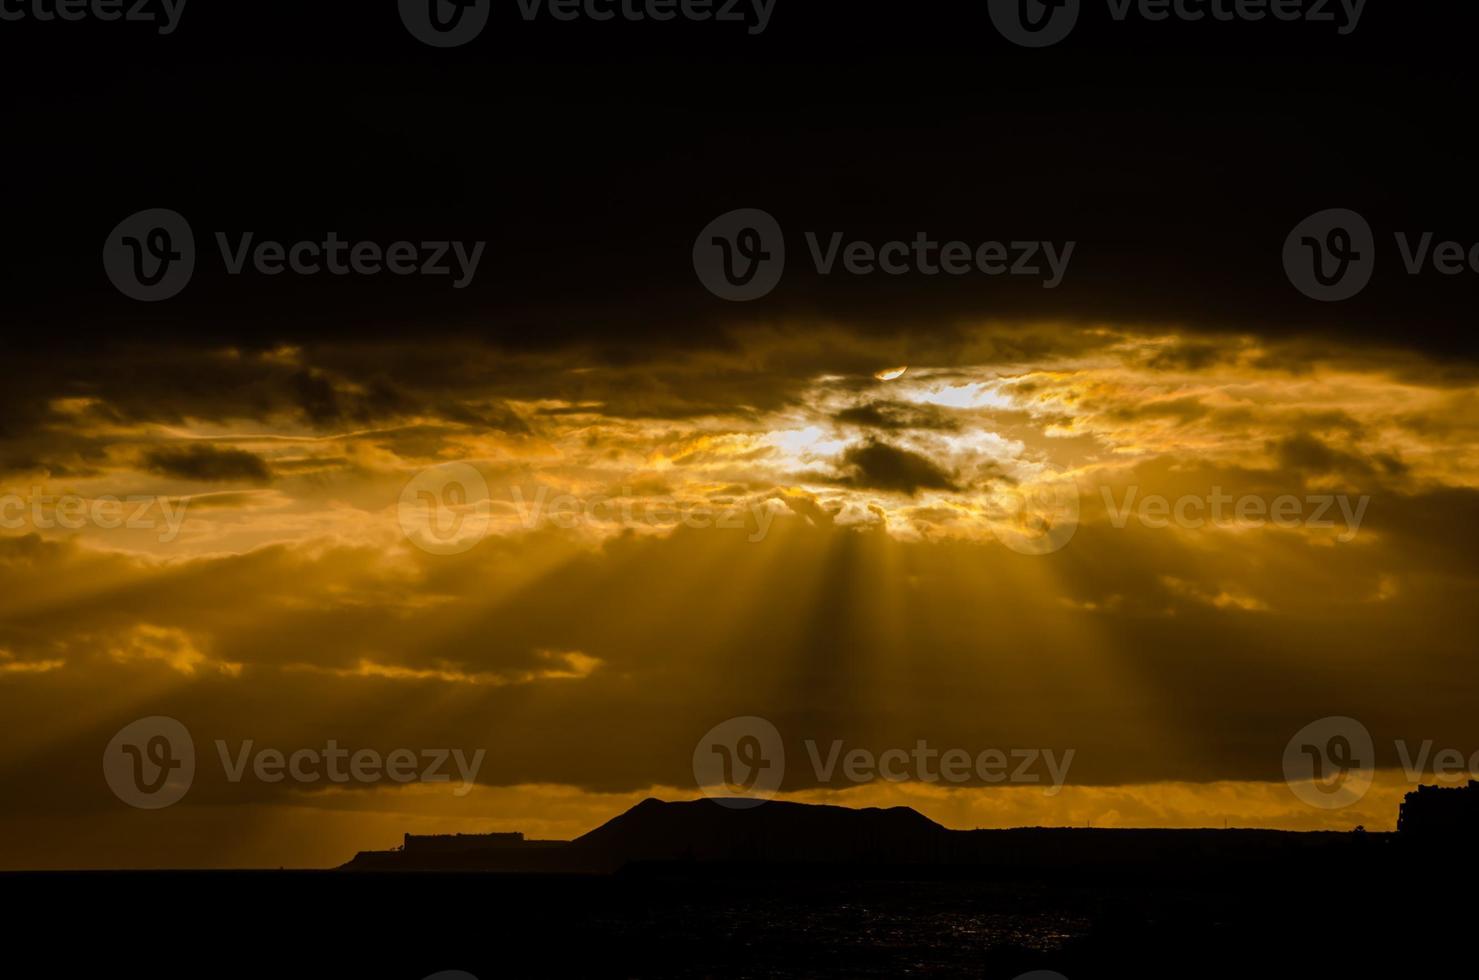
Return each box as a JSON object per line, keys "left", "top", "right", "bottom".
{"left": 344, "top": 797, "right": 951, "bottom": 872}
{"left": 341, "top": 796, "right": 1371, "bottom": 875}
{"left": 17, "top": 789, "right": 1479, "bottom": 978}
{"left": 573, "top": 798, "right": 947, "bottom": 868}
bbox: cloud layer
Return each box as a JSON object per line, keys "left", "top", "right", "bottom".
{"left": 2, "top": 322, "right": 1477, "bottom": 866}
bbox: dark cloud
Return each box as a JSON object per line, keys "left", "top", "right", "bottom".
{"left": 1273, "top": 434, "right": 1408, "bottom": 480}
{"left": 1144, "top": 342, "right": 1239, "bottom": 372}
{"left": 835, "top": 401, "right": 961, "bottom": 432}
{"left": 838, "top": 441, "right": 957, "bottom": 495}
{"left": 143, "top": 445, "right": 273, "bottom": 484}
{"left": 1106, "top": 395, "right": 1213, "bottom": 426}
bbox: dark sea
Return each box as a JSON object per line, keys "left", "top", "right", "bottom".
{"left": 2, "top": 864, "right": 1464, "bottom": 978}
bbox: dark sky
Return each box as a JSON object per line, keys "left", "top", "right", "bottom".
{"left": 3, "top": 0, "right": 1478, "bottom": 358}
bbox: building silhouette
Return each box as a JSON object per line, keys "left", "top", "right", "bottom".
{"left": 1398, "top": 781, "right": 1479, "bottom": 837}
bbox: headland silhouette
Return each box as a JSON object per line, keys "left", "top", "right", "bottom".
{"left": 7, "top": 784, "right": 1474, "bottom": 979}
{"left": 341, "top": 781, "right": 1479, "bottom": 876}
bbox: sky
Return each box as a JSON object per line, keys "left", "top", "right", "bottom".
{"left": 2, "top": 323, "right": 1476, "bottom": 867}
{"left": 2, "top": 1, "right": 1478, "bottom": 868}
